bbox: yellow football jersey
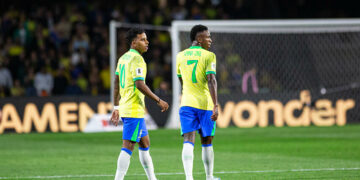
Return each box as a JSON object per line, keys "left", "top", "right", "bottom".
{"left": 115, "top": 49, "right": 147, "bottom": 118}
{"left": 176, "top": 46, "right": 216, "bottom": 110}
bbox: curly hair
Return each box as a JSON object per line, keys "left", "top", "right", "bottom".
{"left": 126, "top": 28, "right": 145, "bottom": 46}
{"left": 190, "top": 24, "right": 208, "bottom": 42}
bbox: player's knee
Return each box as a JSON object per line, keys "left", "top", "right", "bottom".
{"left": 201, "top": 136, "right": 213, "bottom": 144}
{"left": 139, "top": 142, "right": 150, "bottom": 149}
{"left": 183, "top": 131, "right": 196, "bottom": 142}
{"left": 122, "top": 140, "right": 136, "bottom": 151}
{"left": 138, "top": 136, "right": 150, "bottom": 148}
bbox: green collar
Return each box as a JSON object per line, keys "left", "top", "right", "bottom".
{"left": 129, "top": 49, "right": 141, "bottom": 55}
{"left": 189, "top": 46, "right": 203, "bottom": 49}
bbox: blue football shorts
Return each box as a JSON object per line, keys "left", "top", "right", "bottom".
{"left": 179, "top": 106, "right": 216, "bottom": 137}
{"left": 122, "top": 117, "right": 148, "bottom": 142}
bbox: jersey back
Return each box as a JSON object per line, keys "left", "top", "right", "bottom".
{"left": 115, "top": 49, "right": 147, "bottom": 118}
{"left": 176, "top": 46, "right": 216, "bottom": 110}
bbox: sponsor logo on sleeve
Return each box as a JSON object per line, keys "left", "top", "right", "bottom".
{"left": 136, "top": 68, "right": 143, "bottom": 76}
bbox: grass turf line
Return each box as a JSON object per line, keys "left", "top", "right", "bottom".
{"left": 1, "top": 125, "right": 360, "bottom": 179}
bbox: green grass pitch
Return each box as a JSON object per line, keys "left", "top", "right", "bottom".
{"left": 1, "top": 125, "right": 360, "bottom": 179}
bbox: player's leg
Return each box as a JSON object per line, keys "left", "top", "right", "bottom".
{"left": 115, "top": 140, "right": 135, "bottom": 180}
{"left": 183, "top": 131, "right": 196, "bottom": 180}
{"left": 200, "top": 136, "right": 215, "bottom": 180}
{"left": 180, "top": 106, "right": 200, "bottom": 180}
{"left": 138, "top": 120, "right": 157, "bottom": 180}
{"left": 199, "top": 110, "right": 217, "bottom": 180}
{"left": 114, "top": 118, "right": 141, "bottom": 180}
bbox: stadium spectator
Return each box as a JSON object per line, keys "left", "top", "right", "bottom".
{"left": 0, "top": 0, "right": 357, "bottom": 97}
{"left": 53, "top": 67, "right": 69, "bottom": 95}
{"left": 65, "top": 79, "right": 82, "bottom": 95}
{"left": 10, "top": 79, "right": 25, "bottom": 96}
{"left": 88, "top": 66, "right": 101, "bottom": 96}
{"left": 77, "top": 73, "right": 88, "bottom": 93}
{"left": 34, "top": 66, "right": 54, "bottom": 96}
{"left": 0, "top": 87, "right": 6, "bottom": 98}
{"left": 155, "top": 81, "right": 171, "bottom": 96}
{"left": 0, "top": 61, "right": 13, "bottom": 96}
{"left": 99, "top": 62, "right": 111, "bottom": 93}
{"left": 71, "top": 48, "right": 87, "bottom": 66}
{"left": 24, "top": 67, "right": 37, "bottom": 96}
{"left": 55, "top": 16, "right": 71, "bottom": 43}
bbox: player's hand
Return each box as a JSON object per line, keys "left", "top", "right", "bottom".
{"left": 157, "top": 99, "right": 169, "bottom": 112}
{"left": 110, "top": 110, "right": 120, "bottom": 126}
{"left": 211, "top": 105, "right": 219, "bottom": 121}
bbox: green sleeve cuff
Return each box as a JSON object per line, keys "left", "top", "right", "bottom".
{"left": 177, "top": 74, "right": 182, "bottom": 77}
{"left": 115, "top": 72, "right": 119, "bottom": 75}
{"left": 206, "top": 71, "right": 216, "bottom": 75}
{"left": 133, "top": 77, "right": 145, "bottom": 81}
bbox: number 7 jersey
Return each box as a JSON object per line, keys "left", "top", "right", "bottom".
{"left": 115, "top": 49, "right": 147, "bottom": 118}
{"left": 176, "top": 46, "right": 217, "bottom": 110}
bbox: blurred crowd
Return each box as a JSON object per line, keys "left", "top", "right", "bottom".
{"left": 0, "top": 0, "right": 357, "bottom": 97}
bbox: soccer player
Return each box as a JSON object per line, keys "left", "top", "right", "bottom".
{"left": 110, "top": 28, "right": 169, "bottom": 180}
{"left": 176, "top": 25, "right": 219, "bottom": 180}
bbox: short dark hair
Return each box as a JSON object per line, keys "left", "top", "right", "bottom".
{"left": 126, "top": 28, "right": 145, "bottom": 45}
{"left": 190, "top": 25, "right": 208, "bottom": 42}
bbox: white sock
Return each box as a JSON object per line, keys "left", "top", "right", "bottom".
{"left": 182, "top": 142, "right": 194, "bottom": 180}
{"left": 114, "top": 148, "right": 132, "bottom": 180}
{"left": 202, "top": 145, "right": 214, "bottom": 180}
{"left": 139, "top": 148, "right": 157, "bottom": 180}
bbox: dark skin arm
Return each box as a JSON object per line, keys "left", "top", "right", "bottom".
{"left": 135, "top": 80, "right": 169, "bottom": 112}
{"left": 207, "top": 74, "right": 218, "bottom": 121}
{"left": 110, "top": 75, "right": 121, "bottom": 126}
{"left": 114, "top": 75, "right": 120, "bottom": 105}
{"left": 178, "top": 77, "right": 183, "bottom": 87}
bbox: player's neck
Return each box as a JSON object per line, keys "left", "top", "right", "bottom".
{"left": 129, "top": 47, "right": 142, "bottom": 55}
{"left": 191, "top": 41, "right": 202, "bottom": 47}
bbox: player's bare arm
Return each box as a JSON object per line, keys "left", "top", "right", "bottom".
{"left": 135, "top": 80, "right": 169, "bottom": 112}
{"left": 111, "top": 75, "right": 121, "bottom": 126}
{"left": 207, "top": 73, "right": 218, "bottom": 121}
{"left": 178, "top": 77, "right": 183, "bottom": 87}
